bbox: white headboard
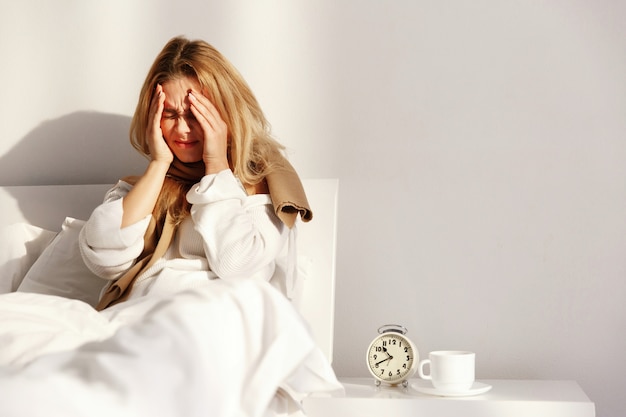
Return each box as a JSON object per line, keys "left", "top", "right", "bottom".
{"left": 0, "top": 179, "right": 339, "bottom": 363}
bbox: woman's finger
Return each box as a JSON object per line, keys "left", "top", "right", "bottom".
{"left": 147, "top": 84, "right": 172, "bottom": 163}
{"left": 188, "top": 91, "right": 223, "bottom": 129}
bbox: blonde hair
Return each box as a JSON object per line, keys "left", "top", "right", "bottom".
{"left": 129, "top": 36, "right": 285, "bottom": 224}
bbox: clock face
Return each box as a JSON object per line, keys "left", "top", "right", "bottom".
{"left": 367, "top": 332, "right": 417, "bottom": 384}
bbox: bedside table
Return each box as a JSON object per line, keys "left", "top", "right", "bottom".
{"left": 303, "top": 378, "right": 595, "bottom": 417}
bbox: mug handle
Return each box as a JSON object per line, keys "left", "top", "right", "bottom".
{"left": 418, "top": 359, "right": 431, "bottom": 380}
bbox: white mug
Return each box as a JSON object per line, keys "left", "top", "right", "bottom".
{"left": 418, "top": 350, "right": 475, "bottom": 393}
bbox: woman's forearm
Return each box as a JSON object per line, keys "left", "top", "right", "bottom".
{"left": 121, "top": 160, "right": 170, "bottom": 227}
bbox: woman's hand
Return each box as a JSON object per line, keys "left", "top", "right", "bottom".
{"left": 120, "top": 84, "right": 171, "bottom": 228}
{"left": 188, "top": 90, "right": 230, "bottom": 174}
{"left": 147, "top": 84, "right": 174, "bottom": 165}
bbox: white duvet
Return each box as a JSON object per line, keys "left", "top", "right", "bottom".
{"left": 0, "top": 279, "right": 341, "bottom": 417}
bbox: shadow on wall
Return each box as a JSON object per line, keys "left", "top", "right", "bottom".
{"left": 0, "top": 111, "right": 147, "bottom": 187}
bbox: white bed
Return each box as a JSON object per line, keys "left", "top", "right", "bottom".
{"left": 0, "top": 179, "right": 341, "bottom": 417}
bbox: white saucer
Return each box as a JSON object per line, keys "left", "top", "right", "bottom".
{"left": 411, "top": 380, "right": 492, "bottom": 397}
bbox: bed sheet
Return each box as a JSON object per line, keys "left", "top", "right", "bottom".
{"left": 0, "top": 279, "right": 342, "bottom": 417}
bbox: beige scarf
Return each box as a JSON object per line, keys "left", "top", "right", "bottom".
{"left": 96, "top": 156, "right": 311, "bottom": 310}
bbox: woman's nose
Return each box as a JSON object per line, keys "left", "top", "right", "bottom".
{"left": 175, "top": 116, "right": 191, "bottom": 134}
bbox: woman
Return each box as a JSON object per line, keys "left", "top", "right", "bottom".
{"left": 79, "top": 36, "right": 311, "bottom": 310}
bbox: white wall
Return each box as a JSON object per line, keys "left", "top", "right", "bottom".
{"left": 1, "top": 1, "right": 625, "bottom": 416}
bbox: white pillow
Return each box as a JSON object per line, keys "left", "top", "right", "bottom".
{"left": 0, "top": 223, "right": 56, "bottom": 293}
{"left": 17, "top": 217, "right": 108, "bottom": 308}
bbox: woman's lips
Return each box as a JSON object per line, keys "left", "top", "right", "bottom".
{"left": 175, "top": 140, "right": 199, "bottom": 149}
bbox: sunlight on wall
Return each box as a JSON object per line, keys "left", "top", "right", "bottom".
{"left": 0, "top": 1, "right": 159, "bottom": 158}
{"left": 213, "top": 1, "right": 338, "bottom": 175}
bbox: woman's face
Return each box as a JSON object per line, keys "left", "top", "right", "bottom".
{"left": 160, "top": 76, "right": 204, "bottom": 163}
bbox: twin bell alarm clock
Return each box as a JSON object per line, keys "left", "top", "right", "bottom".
{"left": 366, "top": 324, "right": 419, "bottom": 387}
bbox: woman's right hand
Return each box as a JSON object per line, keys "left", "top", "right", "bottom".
{"left": 121, "top": 84, "right": 171, "bottom": 228}
{"left": 147, "top": 84, "right": 174, "bottom": 164}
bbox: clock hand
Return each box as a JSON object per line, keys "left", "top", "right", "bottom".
{"left": 375, "top": 357, "right": 392, "bottom": 366}
{"left": 374, "top": 347, "right": 394, "bottom": 366}
{"left": 383, "top": 347, "right": 393, "bottom": 359}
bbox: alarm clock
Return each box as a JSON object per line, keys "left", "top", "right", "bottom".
{"left": 366, "top": 324, "right": 419, "bottom": 387}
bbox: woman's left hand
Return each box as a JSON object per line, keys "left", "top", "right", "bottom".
{"left": 188, "top": 90, "right": 230, "bottom": 174}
